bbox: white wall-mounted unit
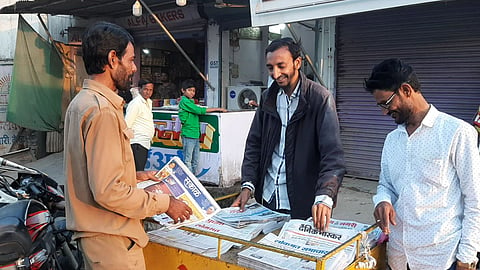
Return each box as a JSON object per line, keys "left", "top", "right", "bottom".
{"left": 227, "top": 86, "right": 264, "bottom": 110}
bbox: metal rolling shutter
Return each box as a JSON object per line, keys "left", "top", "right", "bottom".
{"left": 336, "top": 0, "right": 480, "bottom": 180}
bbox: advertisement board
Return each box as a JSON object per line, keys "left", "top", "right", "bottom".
{"left": 0, "top": 64, "right": 20, "bottom": 155}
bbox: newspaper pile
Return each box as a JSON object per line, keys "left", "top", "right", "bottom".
{"left": 148, "top": 203, "right": 291, "bottom": 257}
{"left": 148, "top": 228, "right": 237, "bottom": 258}
{"left": 237, "top": 219, "right": 381, "bottom": 270}
{"left": 187, "top": 218, "right": 267, "bottom": 242}
{"left": 148, "top": 216, "right": 282, "bottom": 258}
{"left": 137, "top": 157, "right": 221, "bottom": 230}
{"left": 212, "top": 202, "right": 291, "bottom": 232}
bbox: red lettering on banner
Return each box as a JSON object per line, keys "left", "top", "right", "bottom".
{"left": 125, "top": 9, "right": 188, "bottom": 28}
{"left": 177, "top": 10, "right": 184, "bottom": 19}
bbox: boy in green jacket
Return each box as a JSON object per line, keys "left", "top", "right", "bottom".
{"left": 178, "top": 79, "right": 226, "bottom": 174}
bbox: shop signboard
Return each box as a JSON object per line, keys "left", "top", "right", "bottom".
{"left": 116, "top": 5, "right": 203, "bottom": 31}
{"left": 249, "top": 0, "right": 443, "bottom": 26}
{"left": 146, "top": 110, "right": 221, "bottom": 184}
{"left": 0, "top": 64, "right": 20, "bottom": 155}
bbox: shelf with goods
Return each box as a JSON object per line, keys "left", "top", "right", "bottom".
{"left": 140, "top": 47, "right": 205, "bottom": 101}
{"left": 140, "top": 49, "right": 171, "bottom": 85}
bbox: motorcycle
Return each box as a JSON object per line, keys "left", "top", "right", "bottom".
{"left": 0, "top": 157, "right": 81, "bottom": 270}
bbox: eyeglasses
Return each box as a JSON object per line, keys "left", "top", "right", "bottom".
{"left": 377, "top": 92, "right": 396, "bottom": 110}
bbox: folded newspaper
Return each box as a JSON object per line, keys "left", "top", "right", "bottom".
{"left": 137, "top": 157, "right": 221, "bottom": 230}
{"left": 148, "top": 228, "right": 237, "bottom": 258}
{"left": 148, "top": 205, "right": 290, "bottom": 257}
{"left": 238, "top": 218, "right": 382, "bottom": 270}
{"left": 212, "top": 202, "right": 291, "bottom": 229}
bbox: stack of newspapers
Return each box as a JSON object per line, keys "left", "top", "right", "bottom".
{"left": 237, "top": 219, "right": 381, "bottom": 270}
{"left": 148, "top": 204, "right": 291, "bottom": 257}
{"left": 147, "top": 212, "right": 287, "bottom": 258}
{"left": 143, "top": 158, "right": 291, "bottom": 257}
{"left": 148, "top": 228, "right": 237, "bottom": 258}
{"left": 212, "top": 202, "right": 291, "bottom": 233}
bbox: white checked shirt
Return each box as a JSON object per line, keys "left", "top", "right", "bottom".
{"left": 373, "top": 105, "right": 480, "bottom": 270}
{"left": 262, "top": 82, "right": 301, "bottom": 210}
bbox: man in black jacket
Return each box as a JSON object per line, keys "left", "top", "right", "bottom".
{"left": 232, "top": 38, "right": 345, "bottom": 231}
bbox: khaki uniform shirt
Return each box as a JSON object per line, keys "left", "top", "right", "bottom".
{"left": 64, "top": 79, "right": 169, "bottom": 247}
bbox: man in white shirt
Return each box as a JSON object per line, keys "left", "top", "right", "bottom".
{"left": 125, "top": 79, "right": 155, "bottom": 171}
{"left": 364, "top": 58, "right": 480, "bottom": 270}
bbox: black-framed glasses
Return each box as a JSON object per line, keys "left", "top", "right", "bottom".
{"left": 377, "top": 92, "right": 396, "bottom": 109}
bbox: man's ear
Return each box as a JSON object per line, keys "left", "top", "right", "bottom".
{"left": 401, "top": 83, "right": 413, "bottom": 97}
{"left": 107, "top": 50, "right": 117, "bottom": 69}
{"left": 294, "top": 57, "right": 302, "bottom": 70}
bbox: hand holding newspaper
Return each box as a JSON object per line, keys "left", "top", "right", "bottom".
{"left": 137, "top": 157, "right": 221, "bottom": 230}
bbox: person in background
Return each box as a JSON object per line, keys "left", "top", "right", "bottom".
{"left": 364, "top": 58, "right": 480, "bottom": 270}
{"left": 231, "top": 37, "right": 345, "bottom": 232}
{"left": 178, "top": 79, "right": 226, "bottom": 174}
{"left": 153, "top": 72, "right": 177, "bottom": 100}
{"left": 125, "top": 79, "right": 155, "bottom": 171}
{"left": 64, "top": 21, "right": 192, "bottom": 270}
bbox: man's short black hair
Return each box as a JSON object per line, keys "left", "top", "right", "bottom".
{"left": 364, "top": 58, "right": 421, "bottom": 94}
{"left": 138, "top": 79, "right": 152, "bottom": 89}
{"left": 265, "top": 37, "right": 302, "bottom": 60}
{"left": 82, "top": 21, "right": 134, "bottom": 75}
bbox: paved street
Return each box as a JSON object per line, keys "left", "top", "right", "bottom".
{"left": 26, "top": 152, "right": 378, "bottom": 225}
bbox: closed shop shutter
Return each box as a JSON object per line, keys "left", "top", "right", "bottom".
{"left": 336, "top": 0, "right": 480, "bottom": 180}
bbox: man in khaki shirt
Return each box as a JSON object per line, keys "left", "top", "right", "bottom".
{"left": 64, "top": 22, "right": 192, "bottom": 270}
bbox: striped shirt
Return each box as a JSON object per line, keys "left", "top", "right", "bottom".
{"left": 262, "top": 82, "right": 301, "bottom": 210}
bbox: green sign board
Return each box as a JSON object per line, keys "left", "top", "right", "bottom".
{"left": 152, "top": 111, "right": 220, "bottom": 153}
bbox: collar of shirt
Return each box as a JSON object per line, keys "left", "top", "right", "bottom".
{"left": 137, "top": 95, "right": 153, "bottom": 108}
{"left": 83, "top": 79, "right": 125, "bottom": 111}
{"left": 278, "top": 80, "right": 301, "bottom": 100}
{"left": 398, "top": 105, "right": 438, "bottom": 133}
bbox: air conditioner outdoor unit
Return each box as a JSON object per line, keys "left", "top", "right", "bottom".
{"left": 227, "top": 86, "right": 265, "bottom": 110}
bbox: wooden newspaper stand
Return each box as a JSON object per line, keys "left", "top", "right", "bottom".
{"left": 144, "top": 211, "right": 386, "bottom": 270}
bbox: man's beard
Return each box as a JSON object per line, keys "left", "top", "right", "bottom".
{"left": 389, "top": 107, "right": 411, "bottom": 125}
{"left": 114, "top": 67, "right": 132, "bottom": 92}
{"left": 116, "top": 79, "right": 131, "bottom": 92}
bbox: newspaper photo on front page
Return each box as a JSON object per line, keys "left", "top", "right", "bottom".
{"left": 137, "top": 156, "right": 221, "bottom": 229}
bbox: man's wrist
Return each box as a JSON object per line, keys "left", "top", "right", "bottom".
{"left": 457, "top": 260, "right": 476, "bottom": 270}
{"left": 241, "top": 182, "right": 255, "bottom": 198}
{"left": 314, "top": 195, "right": 333, "bottom": 208}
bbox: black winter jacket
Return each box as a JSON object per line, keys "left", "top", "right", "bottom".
{"left": 241, "top": 72, "right": 346, "bottom": 219}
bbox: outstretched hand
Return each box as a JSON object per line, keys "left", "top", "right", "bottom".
{"left": 231, "top": 188, "right": 251, "bottom": 212}
{"left": 166, "top": 196, "right": 193, "bottom": 224}
{"left": 312, "top": 203, "right": 331, "bottom": 232}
